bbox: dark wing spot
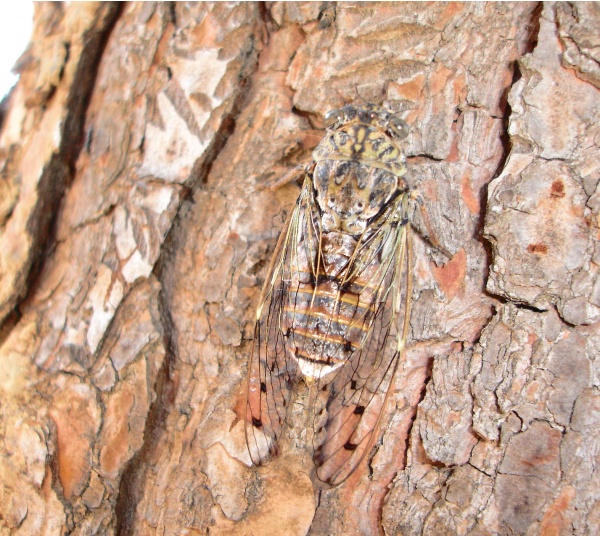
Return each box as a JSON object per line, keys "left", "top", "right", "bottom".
{"left": 354, "top": 405, "right": 365, "bottom": 415}
{"left": 260, "top": 382, "right": 267, "bottom": 393}
{"left": 343, "top": 441, "right": 358, "bottom": 451}
{"left": 350, "top": 379, "right": 357, "bottom": 390}
{"left": 252, "top": 417, "right": 263, "bottom": 428}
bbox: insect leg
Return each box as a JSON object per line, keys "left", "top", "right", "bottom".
{"left": 410, "top": 191, "right": 452, "bottom": 259}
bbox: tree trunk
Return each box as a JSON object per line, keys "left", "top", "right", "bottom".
{"left": 1, "top": 2, "right": 598, "bottom": 535}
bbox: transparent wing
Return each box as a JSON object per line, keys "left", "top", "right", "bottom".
{"left": 245, "top": 176, "right": 317, "bottom": 466}
{"left": 312, "top": 204, "right": 412, "bottom": 486}
{"left": 246, "top": 176, "right": 413, "bottom": 484}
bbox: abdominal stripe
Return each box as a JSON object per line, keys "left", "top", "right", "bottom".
{"left": 283, "top": 305, "right": 370, "bottom": 331}
{"left": 290, "top": 326, "right": 362, "bottom": 350}
{"left": 291, "top": 283, "right": 377, "bottom": 313}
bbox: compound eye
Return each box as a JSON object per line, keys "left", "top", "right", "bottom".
{"left": 390, "top": 116, "right": 410, "bottom": 139}
{"left": 324, "top": 108, "right": 345, "bottom": 127}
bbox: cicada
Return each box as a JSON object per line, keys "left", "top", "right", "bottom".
{"left": 245, "top": 103, "right": 416, "bottom": 486}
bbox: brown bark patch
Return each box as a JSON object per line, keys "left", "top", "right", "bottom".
{"left": 550, "top": 179, "right": 566, "bottom": 198}
{"left": 431, "top": 248, "right": 467, "bottom": 300}
{"left": 527, "top": 243, "right": 548, "bottom": 254}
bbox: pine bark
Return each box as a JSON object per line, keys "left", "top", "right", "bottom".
{"left": 0, "top": 2, "right": 598, "bottom": 535}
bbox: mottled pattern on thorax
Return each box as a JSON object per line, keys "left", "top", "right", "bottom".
{"left": 312, "top": 104, "right": 408, "bottom": 177}
{"left": 313, "top": 160, "right": 401, "bottom": 235}
{"left": 311, "top": 104, "right": 409, "bottom": 237}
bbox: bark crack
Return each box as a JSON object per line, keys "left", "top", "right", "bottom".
{"left": 114, "top": 15, "right": 263, "bottom": 534}
{"left": 2, "top": 3, "right": 123, "bottom": 327}
{"left": 114, "top": 285, "right": 176, "bottom": 536}
{"left": 479, "top": 3, "right": 544, "bottom": 309}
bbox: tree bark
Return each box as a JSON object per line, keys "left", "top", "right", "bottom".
{"left": 0, "top": 2, "right": 598, "bottom": 535}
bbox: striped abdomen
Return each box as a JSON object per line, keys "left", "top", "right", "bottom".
{"left": 283, "top": 232, "right": 380, "bottom": 379}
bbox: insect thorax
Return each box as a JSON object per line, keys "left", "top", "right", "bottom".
{"left": 311, "top": 112, "right": 409, "bottom": 235}
{"left": 312, "top": 122, "right": 407, "bottom": 177}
